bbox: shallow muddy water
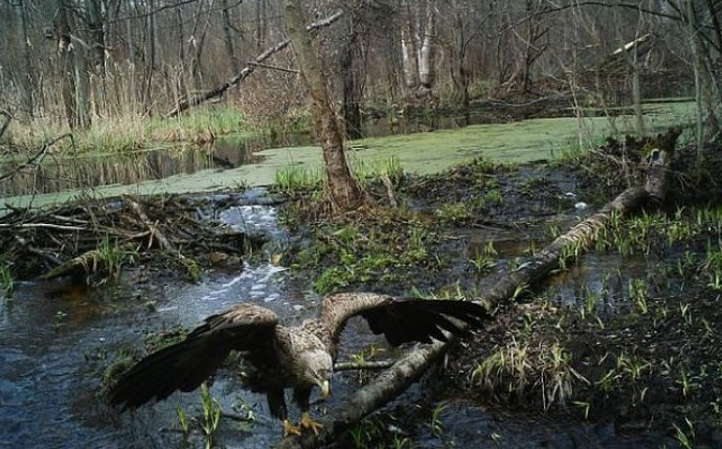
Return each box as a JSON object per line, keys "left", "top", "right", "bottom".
{"left": 0, "top": 189, "right": 681, "bottom": 448}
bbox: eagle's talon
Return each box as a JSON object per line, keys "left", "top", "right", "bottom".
{"left": 283, "top": 419, "right": 303, "bottom": 437}
{"left": 300, "top": 411, "right": 323, "bottom": 435}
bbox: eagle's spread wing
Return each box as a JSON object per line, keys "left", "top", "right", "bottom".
{"left": 318, "top": 293, "right": 487, "bottom": 348}
{"left": 109, "top": 304, "right": 279, "bottom": 409}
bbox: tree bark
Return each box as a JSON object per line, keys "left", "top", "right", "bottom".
{"left": 56, "top": 0, "right": 78, "bottom": 129}
{"left": 273, "top": 182, "right": 661, "bottom": 448}
{"left": 417, "top": 1, "right": 436, "bottom": 89}
{"left": 340, "top": 10, "right": 365, "bottom": 140}
{"left": 284, "top": 1, "right": 364, "bottom": 210}
{"left": 13, "top": 0, "right": 35, "bottom": 119}
{"left": 221, "top": 0, "right": 240, "bottom": 74}
{"left": 86, "top": 0, "right": 107, "bottom": 118}
{"left": 400, "top": 0, "right": 420, "bottom": 91}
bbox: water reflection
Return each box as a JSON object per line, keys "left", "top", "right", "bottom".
{"left": 0, "top": 112, "right": 477, "bottom": 198}
{"left": 0, "top": 137, "right": 269, "bottom": 197}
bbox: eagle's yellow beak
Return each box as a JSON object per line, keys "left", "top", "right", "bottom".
{"left": 318, "top": 379, "right": 330, "bottom": 399}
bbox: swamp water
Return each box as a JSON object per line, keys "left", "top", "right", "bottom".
{"left": 0, "top": 100, "right": 695, "bottom": 214}
{"left": 0, "top": 190, "right": 675, "bottom": 448}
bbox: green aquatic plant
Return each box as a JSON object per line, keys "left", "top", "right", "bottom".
{"left": 628, "top": 278, "right": 649, "bottom": 314}
{"left": 95, "top": 235, "right": 131, "bottom": 282}
{"left": 274, "top": 165, "right": 322, "bottom": 195}
{"left": 176, "top": 406, "right": 190, "bottom": 434}
{"left": 429, "top": 401, "right": 449, "bottom": 437}
{"left": 472, "top": 338, "right": 583, "bottom": 409}
{"left": 470, "top": 241, "right": 497, "bottom": 275}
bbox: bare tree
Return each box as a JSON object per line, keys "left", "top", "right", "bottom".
{"left": 221, "top": 0, "right": 241, "bottom": 73}
{"left": 13, "top": 0, "right": 36, "bottom": 119}
{"left": 284, "top": 1, "right": 364, "bottom": 210}
{"left": 339, "top": 4, "right": 368, "bottom": 139}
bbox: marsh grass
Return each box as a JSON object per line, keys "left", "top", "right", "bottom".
{"left": 3, "top": 106, "right": 254, "bottom": 155}
{"left": 200, "top": 382, "right": 222, "bottom": 449}
{"left": 472, "top": 339, "right": 586, "bottom": 409}
{"left": 307, "top": 219, "right": 438, "bottom": 293}
{"left": 350, "top": 155, "right": 404, "bottom": 181}
{"left": 274, "top": 165, "right": 324, "bottom": 195}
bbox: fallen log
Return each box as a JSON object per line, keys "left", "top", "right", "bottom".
{"left": 165, "top": 9, "right": 343, "bottom": 117}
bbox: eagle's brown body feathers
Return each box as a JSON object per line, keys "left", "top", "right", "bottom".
{"left": 109, "top": 293, "right": 487, "bottom": 433}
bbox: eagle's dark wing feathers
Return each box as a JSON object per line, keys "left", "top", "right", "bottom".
{"left": 361, "top": 298, "right": 487, "bottom": 346}
{"left": 318, "top": 293, "right": 487, "bottom": 349}
{"left": 109, "top": 304, "right": 279, "bottom": 410}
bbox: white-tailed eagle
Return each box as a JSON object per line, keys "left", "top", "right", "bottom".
{"left": 108, "top": 293, "right": 487, "bottom": 436}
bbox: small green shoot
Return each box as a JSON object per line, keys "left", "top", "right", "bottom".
{"left": 200, "top": 382, "right": 222, "bottom": 449}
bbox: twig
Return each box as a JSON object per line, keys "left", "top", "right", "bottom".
{"left": 0, "top": 223, "right": 87, "bottom": 231}
{"left": 247, "top": 62, "right": 300, "bottom": 74}
{"left": 379, "top": 175, "right": 398, "bottom": 208}
{"left": 14, "top": 235, "right": 63, "bottom": 266}
{"left": 0, "top": 110, "right": 10, "bottom": 140}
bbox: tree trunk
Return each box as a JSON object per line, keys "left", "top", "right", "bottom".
{"left": 340, "top": 12, "right": 365, "bottom": 140}
{"left": 188, "top": 0, "right": 215, "bottom": 92}
{"left": 14, "top": 0, "right": 35, "bottom": 119}
{"left": 417, "top": 1, "right": 436, "bottom": 89}
{"left": 256, "top": 0, "right": 268, "bottom": 52}
{"left": 400, "top": 0, "right": 420, "bottom": 92}
{"left": 75, "top": 47, "right": 92, "bottom": 129}
{"left": 56, "top": 0, "right": 78, "bottom": 129}
{"left": 86, "top": 0, "right": 106, "bottom": 77}
{"left": 221, "top": 0, "right": 240, "bottom": 74}
{"left": 86, "top": 0, "right": 107, "bottom": 118}
{"left": 449, "top": 1, "right": 472, "bottom": 123}
{"left": 284, "top": 1, "right": 364, "bottom": 210}
{"left": 143, "top": 0, "right": 158, "bottom": 112}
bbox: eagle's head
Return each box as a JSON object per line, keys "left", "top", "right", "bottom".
{"left": 301, "top": 349, "right": 333, "bottom": 399}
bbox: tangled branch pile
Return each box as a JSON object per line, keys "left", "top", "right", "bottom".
{"left": 0, "top": 194, "right": 264, "bottom": 284}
